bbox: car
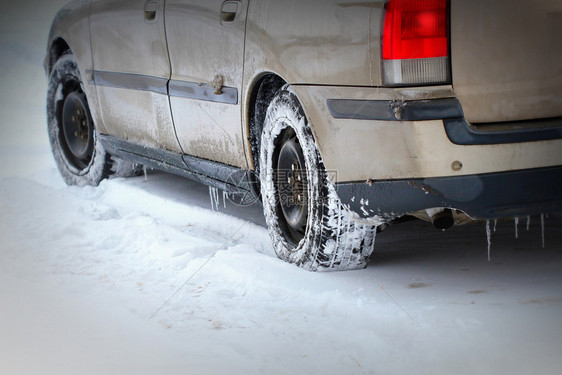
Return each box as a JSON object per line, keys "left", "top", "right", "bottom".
{"left": 45, "top": 0, "right": 562, "bottom": 271}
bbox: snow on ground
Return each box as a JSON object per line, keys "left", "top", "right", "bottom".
{"left": 2, "top": 1, "right": 562, "bottom": 374}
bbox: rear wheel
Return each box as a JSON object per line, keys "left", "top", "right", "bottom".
{"left": 260, "top": 89, "right": 379, "bottom": 271}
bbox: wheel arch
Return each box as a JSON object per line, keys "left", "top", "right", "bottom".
{"left": 45, "top": 0, "right": 106, "bottom": 135}
{"left": 246, "top": 72, "right": 287, "bottom": 173}
{"left": 46, "top": 37, "right": 71, "bottom": 75}
{"left": 45, "top": 0, "right": 92, "bottom": 74}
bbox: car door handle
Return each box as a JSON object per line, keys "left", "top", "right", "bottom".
{"left": 144, "top": 0, "right": 157, "bottom": 22}
{"left": 220, "top": 1, "right": 240, "bottom": 24}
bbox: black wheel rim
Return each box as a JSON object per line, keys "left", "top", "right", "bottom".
{"left": 274, "top": 127, "right": 309, "bottom": 246}
{"left": 60, "top": 90, "right": 94, "bottom": 170}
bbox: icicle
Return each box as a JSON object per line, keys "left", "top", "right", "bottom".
{"left": 486, "top": 220, "right": 492, "bottom": 262}
{"left": 143, "top": 165, "right": 148, "bottom": 182}
{"left": 493, "top": 219, "right": 497, "bottom": 232}
{"left": 514, "top": 216, "right": 519, "bottom": 239}
{"left": 214, "top": 187, "right": 220, "bottom": 211}
{"left": 222, "top": 191, "right": 228, "bottom": 209}
{"left": 541, "top": 214, "right": 545, "bottom": 248}
{"left": 209, "top": 186, "right": 220, "bottom": 212}
{"left": 526, "top": 215, "right": 531, "bottom": 231}
{"left": 215, "top": 188, "right": 220, "bottom": 211}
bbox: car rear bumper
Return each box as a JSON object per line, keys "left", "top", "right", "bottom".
{"left": 291, "top": 84, "right": 562, "bottom": 220}
{"left": 336, "top": 166, "right": 562, "bottom": 221}
{"left": 291, "top": 85, "right": 562, "bottom": 183}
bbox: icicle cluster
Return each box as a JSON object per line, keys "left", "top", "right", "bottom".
{"left": 485, "top": 214, "right": 548, "bottom": 261}
{"left": 209, "top": 186, "right": 221, "bottom": 212}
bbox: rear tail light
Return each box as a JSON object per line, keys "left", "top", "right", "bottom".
{"left": 382, "top": 0, "right": 451, "bottom": 86}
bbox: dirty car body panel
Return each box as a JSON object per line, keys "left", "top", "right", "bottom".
{"left": 46, "top": 0, "right": 561, "bottom": 227}
{"left": 89, "top": 0, "right": 181, "bottom": 152}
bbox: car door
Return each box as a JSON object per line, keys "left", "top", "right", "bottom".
{"left": 90, "top": 0, "right": 181, "bottom": 152}
{"left": 165, "top": 0, "right": 249, "bottom": 168}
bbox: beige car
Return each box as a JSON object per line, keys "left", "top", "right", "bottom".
{"left": 45, "top": 0, "right": 562, "bottom": 271}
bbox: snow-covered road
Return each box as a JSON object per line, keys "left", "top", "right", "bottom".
{"left": 2, "top": 1, "right": 562, "bottom": 374}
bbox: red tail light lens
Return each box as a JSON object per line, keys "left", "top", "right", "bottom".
{"left": 382, "top": 0, "right": 451, "bottom": 86}
{"left": 383, "top": 0, "right": 449, "bottom": 60}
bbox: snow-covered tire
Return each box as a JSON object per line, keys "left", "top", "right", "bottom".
{"left": 47, "top": 53, "right": 112, "bottom": 186}
{"left": 260, "top": 89, "right": 378, "bottom": 271}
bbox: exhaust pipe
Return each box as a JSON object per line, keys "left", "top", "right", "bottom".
{"left": 426, "top": 208, "right": 455, "bottom": 230}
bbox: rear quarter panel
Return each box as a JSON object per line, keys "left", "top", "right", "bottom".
{"left": 242, "top": 0, "right": 385, "bottom": 171}
{"left": 242, "top": 0, "right": 383, "bottom": 89}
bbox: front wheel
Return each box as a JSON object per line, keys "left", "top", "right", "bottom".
{"left": 47, "top": 53, "right": 112, "bottom": 186}
{"left": 259, "top": 89, "right": 379, "bottom": 271}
